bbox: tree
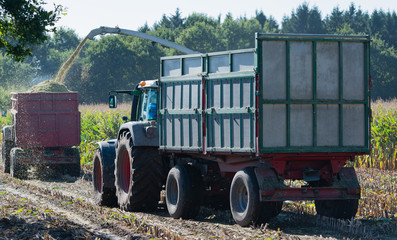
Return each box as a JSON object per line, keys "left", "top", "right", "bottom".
{"left": 324, "top": 7, "right": 345, "bottom": 33}
{"left": 31, "top": 27, "right": 81, "bottom": 77}
{"left": 221, "top": 14, "right": 262, "bottom": 50}
{"left": 176, "top": 21, "right": 223, "bottom": 53}
{"left": 0, "top": 0, "right": 61, "bottom": 61}
{"left": 255, "top": 10, "right": 279, "bottom": 31}
{"left": 74, "top": 36, "right": 140, "bottom": 103}
{"left": 370, "top": 36, "right": 397, "bottom": 99}
{"left": 282, "top": 3, "right": 325, "bottom": 34}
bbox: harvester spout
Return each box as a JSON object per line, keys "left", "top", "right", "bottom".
{"left": 86, "top": 26, "right": 199, "bottom": 54}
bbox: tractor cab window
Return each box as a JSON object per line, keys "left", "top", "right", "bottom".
{"left": 139, "top": 88, "right": 158, "bottom": 121}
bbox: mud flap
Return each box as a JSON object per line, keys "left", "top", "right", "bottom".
{"left": 254, "top": 168, "right": 285, "bottom": 201}
{"left": 333, "top": 167, "right": 361, "bottom": 197}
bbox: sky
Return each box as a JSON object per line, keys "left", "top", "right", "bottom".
{"left": 46, "top": 0, "right": 397, "bottom": 38}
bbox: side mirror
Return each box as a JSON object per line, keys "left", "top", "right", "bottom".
{"left": 1, "top": 110, "right": 6, "bottom": 117}
{"left": 109, "top": 95, "right": 117, "bottom": 108}
{"left": 122, "top": 116, "right": 129, "bottom": 122}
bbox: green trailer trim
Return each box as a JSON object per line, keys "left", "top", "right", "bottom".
{"left": 160, "top": 109, "right": 202, "bottom": 115}
{"left": 364, "top": 41, "right": 370, "bottom": 148}
{"left": 204, "top": 108, "right": 255, "bottom": 114}
{"left": 260, "top": 146, "right": 369, "bottom": 154}
{"left": 286, "top": 40, "right": 291, "bottom": 148}
{"left": 261, "top": 100, "right": 367, "bottom": 105}
{"left": 160, "top": 77, "right": 202, "bottom": 83}
{"left": 256, "top": 34, "right": 371, "bottom": 154}
{"left": 257, "top": 33, "right": 370, "bottom": 42}
{"left": 312, "top": 41, "right": 317, "bottom": 147}
{"left": 206, "top": 147, "right": 256, "bottom": 153}
{"left": 159, "top": 34, "right": 370, "bottom": 156}
{"left": 159, "top": 146, "right": 202, "bottom": 151}
{"left": 205, "top": 71, "right": 256, "bottom": 80}
{"left": 339, "top": 41, "right": 344, "bottom": 147}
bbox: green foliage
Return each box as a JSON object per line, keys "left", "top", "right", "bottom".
{"left": 0, "top": 0, "right": 62, "bottom": 61}
{"left": 79, "top": 107, "right": 129, "bottom": 165}
{"left": 0, "top": 54, "right": 37, "bottom": 89}
{"left": 370, "top": 36, "right": 397, "bottom": 99}
{"left": 356, "top": 102, "right": 397, "bottom": 170}
{"left": 282, "top": 3, "right": 325, "bottom": 34}
{"left": 2, "top": 4, "right": 397, "bottom": 104}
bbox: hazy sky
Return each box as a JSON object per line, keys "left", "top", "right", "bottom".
{"left": 46, "top": 0, "right": 396, "bottom": 37}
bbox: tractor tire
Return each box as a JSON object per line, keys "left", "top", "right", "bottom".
{"left": 166, "top": 164, "right": 202, "bottom": 219}
{"left": 10, "top": 148, "right": 28, "bottom": 180}
{"left": 115, "top": 132, "right": 164, "bottom": 211}
{"left": 315, "top": 199, "right": 359, "bottom": 219}
{"left": 93, "top": 148, "right": 117, "bottom": 206}
{"left": 230, "top": 167, "right": 264, "bottom": 227}
{"left": 2, "top": 139, "right": 13, "bottom": 173}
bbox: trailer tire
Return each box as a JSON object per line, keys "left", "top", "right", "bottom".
{"left": 2, "top": 139, "right": 13, "bottom": 173}
{"left": 93, "top": 148, "right": 117, "bottom": 206}
{"left": 315, "top": 199, "right": 359, "bottom": 219}
{"left": 10, "top": 148, "right": 28, "bottom": 179}
{"left": 61, "top": 148, "right": 81, "bottom": 177}
{"left": 166, "top": 164, "right": 202, "bottom": 219}
{"left": 230, "top": 167, "right": 263, "bottom": 227}
{"left": 259, "top": 201, "right": 283, "bottom": 223}
{"left": 115, "top": 132, "right": 164, "bottom": 211}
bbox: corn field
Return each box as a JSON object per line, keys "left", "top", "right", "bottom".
{"left": 1, "top": 101, "right": 397, "bottom": 221}
{"left": 355, "top": 99, "right": 397, "bottom": 170}
{"left": 1, "top": 101, "right": 397, "bottom": 169}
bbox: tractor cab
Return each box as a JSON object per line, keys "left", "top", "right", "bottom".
{"left": 108, "top": 79, "right": 159, "bottom": 122}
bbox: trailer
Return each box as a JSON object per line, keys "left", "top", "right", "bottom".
{"left": 93, "top": 33, "right": 371, "bottom": 226}
{"left": 2, "top": 92, "right": 81, "bottom": 179}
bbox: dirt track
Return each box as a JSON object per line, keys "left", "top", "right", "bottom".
{"left": 0, "top": 159, "right": 396, "bottom": 239}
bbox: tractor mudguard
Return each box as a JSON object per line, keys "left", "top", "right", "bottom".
{"left": 118, "top": 121, "right": 159, "bottom": 147}
{"left": 96, "top": 139, "right": 117, "bottom": 188}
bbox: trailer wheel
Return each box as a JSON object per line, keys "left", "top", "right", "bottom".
{"left": 115, "top": 132, "right": 164, "bottom": 211}
{"left": 93, "top": 148, "right": 117, "bottom": 206}
{"left": 315, "top": 199, "right": 359, "bottom": 219}
{"left": 166, "top": 164, "right": 202, "bottom": 219}
{"left": 10, "top": 148, "right": 28, "bottom": 179}
{"left": 230, "top": 167, "right": 263, "bottom": 227}
{"left": 258, "top": 200, "right": 283, "bottom": 223}
{"left": 1, "top": 139, "right": 13, "bottom": 173}
{"left": 63, "top": 148, "right": 81, "bottom": 177}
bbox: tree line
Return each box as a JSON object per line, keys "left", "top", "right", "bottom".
{"left": 1, "top": 3, "right": 397, "bottom": 107}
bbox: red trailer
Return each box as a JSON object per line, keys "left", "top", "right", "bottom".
{"left": 1, "top": 92, "right": 81, "bottom": 179}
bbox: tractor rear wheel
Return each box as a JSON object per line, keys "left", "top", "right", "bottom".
{"left": 166, "top": 164, "right": 202, "bottom": 219}
{"left": 315, "top": 199, "right": 359, "bottom": 219}
{"left": 93, "top": 148, "right": 117, "bottom": 206}
{"left": 115, "top": 132, "right": 164, "bottom": 211}
{"left": 230, "top": 167, "right": 263, "bottom": 227}
{"left": 10, "top": 148, "right": 28, "bottom": 179}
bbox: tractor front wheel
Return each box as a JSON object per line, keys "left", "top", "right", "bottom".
{"left": 93, "top": 148, "right": 117, "bottom": 206}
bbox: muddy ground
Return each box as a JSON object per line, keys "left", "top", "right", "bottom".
{"left": 0, "top": 158, "right": 396, "bottom": 239}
